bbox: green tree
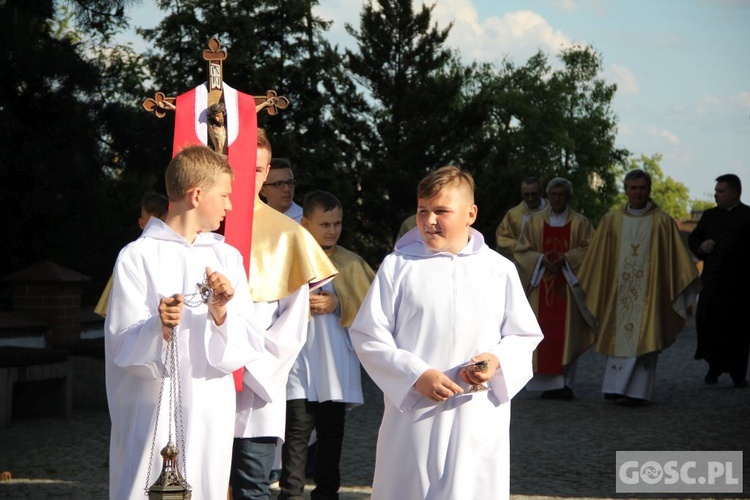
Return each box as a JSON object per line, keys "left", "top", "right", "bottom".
{"left": 0, "top": 2, "right": 107, "bottom": 286}
{"left": 459, "top": 55, "right": 552, "bottom": 238}
{"left": 616, "top": 154, "right": 691, "bottom": 220}
{"left": 344, "top": 0, "right": 489, "bottom": 260}
{"left": 690, "top": 199, "right": 715, "bottom": 213}
{"left": 463, "top": 46, "right": 627, "bottom": 238}
{"left": 0, "top": 0, "right": 169, "bottom": 306}
{"left": 553, "top": 45, "right": 628, "bottom": 224}
{"left": 65, "top": 0, "right": 134, "bottom": 36}
{"left": 62, "top": 0, "right": 175, "bottom": 297}
{"left": 140, "top": 0, "right": 370, "bottom": 248}
{"left": 1, "top": 0, "right": 636, "bottom": 302}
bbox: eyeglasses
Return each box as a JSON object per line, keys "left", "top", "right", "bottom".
{"left": 263, "top": 180, "right": 297, "bottom": 189}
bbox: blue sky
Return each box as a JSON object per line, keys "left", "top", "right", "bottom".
{"left": 127, "top": 0, "right": 750, "bottom": 202}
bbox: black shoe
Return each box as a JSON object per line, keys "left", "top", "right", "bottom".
{"left": 604, "top": 392, "right": 620, "bottom": 401}
{"left": 618, "top": 395, "right": 650, "bottom": 407}
{"left": 541, "top": 387, "right": 574, "bottom": 400}
{"left": 733, "top": 379, "right": 748, "bottom": 388}
{"left": 705, "top": 371, "right": 719, "bottom": 385}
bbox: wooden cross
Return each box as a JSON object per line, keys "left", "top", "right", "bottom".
{"left": 203, "top": 37, "right": 227, "bottom": 107}
{"left": 141, "top": 37, "right": 291, "bottom": 394}
{"left": 143, "top": 87, "right": 290, "bottom": 117}
{"left": 255, "top": 90, "right": 290, "bottom": 115}
{"left": 142, "top": 92, "right": 175, "bottom": 118}
{"left": 142, "top": 37, "right": 290, "bottom": 134}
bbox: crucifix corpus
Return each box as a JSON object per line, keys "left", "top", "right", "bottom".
{"left": 143, "top": 36, "right": 289, "bottom": 272}
{"left": 141, "top": 37, "right": 289, "bottom": 499}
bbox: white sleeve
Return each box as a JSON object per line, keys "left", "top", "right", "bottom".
{"left": 350, "top": 261, "right": 431, "bottom": 411}
{"left": 105, "top": 251, "right": 165, "bottom": 380}
{"left": 488, "top": 268, "right": 544, "bottom": 402}
{"left": 242, "top": 286, "right": 310, "bottom": 402}
{"left": 205, "top": 252, "right": 266, "bottom": 373}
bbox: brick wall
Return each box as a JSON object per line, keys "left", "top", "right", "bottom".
{"left": 3, "top": 262, "right": 90, "bottom": 346}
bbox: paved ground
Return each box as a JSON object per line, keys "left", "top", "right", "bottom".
{"left": 1, "top": 316, "right": 748, "bottom": 499}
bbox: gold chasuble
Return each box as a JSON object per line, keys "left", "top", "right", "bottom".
{"left": 326, "top": 246, "right": 376, "bottom": 327}
{"left": 249, "top": 203, "right": 338, "bottom": 302}
{"left": 578, "top": 204, "right": 700, "bottom": 357}
{"left": 515, "top": 209, "right": 595, "bottom": 372}
{"left": 94, "top": 275, "right": 114, "bottom": 318}
{"left": 495, "top": 200, "right": 547, "bottom": 262}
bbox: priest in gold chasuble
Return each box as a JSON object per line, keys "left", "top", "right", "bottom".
{"left": 578, "top": 169, "right": 700, "bottom": 404}
{"left": 495, "top": 177, "right": 547, "bottom": 263}
{"left": 515, "top": 178, "right": 596, "bottom": 399}
{"left": 231, "top": 130, "right": 338, "bottom": 499}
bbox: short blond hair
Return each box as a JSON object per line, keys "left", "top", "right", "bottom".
{"left": 418, "top": 165, "right": 475, "bottom": 201}
{"left": 165, "top": 145, "right": 234, "bottom": 200}
{"left": 258, "top": 128, "right": 272, "bottom": 156}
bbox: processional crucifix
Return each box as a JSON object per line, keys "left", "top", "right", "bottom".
{"left": 143, "top": 38, "right": 290, "bottom": 123}
{"left": 143, "top": 37, "right": 289, "bottom": 275}
{"left": 141, "top": 37, "right": 289, "bottom": 499}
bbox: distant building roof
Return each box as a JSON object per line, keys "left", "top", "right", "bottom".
{"left": 2, "top": 261, "right": 91, "bottom": 283}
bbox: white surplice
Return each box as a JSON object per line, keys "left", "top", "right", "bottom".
{"left": 350, "top": 228, "right": 543, "bottom": 500}
{"left": 287, "top": 281, "right": 364, "bottom": 407}
{"left": 602, "top": 352, "right": 659, "bottom": 400}
{"left": 284, "top": 201, "right": 303, "bottom": 223}
{"left": 235, "top": 285, "right": 310, "bottom": 440}
{"left": 105, "top": 218, "right": 265, "bottom": 500}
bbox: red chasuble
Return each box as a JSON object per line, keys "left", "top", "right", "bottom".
{"left": 536, "top": 222, "right": 571, "bottom": 374}
{"left": 173, "top": 84, "right": 257, "bottom": 390}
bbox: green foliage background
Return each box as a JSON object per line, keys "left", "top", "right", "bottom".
{"left": 0, "top": 0, "right": 702, "bottom": 307}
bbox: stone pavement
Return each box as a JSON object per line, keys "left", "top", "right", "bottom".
{"left": 1, "top": 317, "right": 748, "bottom": 499}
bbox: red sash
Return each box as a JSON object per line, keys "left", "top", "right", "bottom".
{"left": 536, "top": 222, "right": 570, "bottom": 374}
{"left": 173, "top": 86, "right": 257, "bottom": 391}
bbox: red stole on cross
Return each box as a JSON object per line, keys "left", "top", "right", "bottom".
{"left": 173, "top": 84, "right": 257, "bottom": 391}
{"left": 173, "top": 85, "right": 257, "bottom": 273}
{"left": 536, "top": 222, "right": 571, "bottom": 374}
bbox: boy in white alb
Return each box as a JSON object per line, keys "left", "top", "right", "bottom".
{"left": 280, "top": 190, "right": 375, "bottom": 500}
{"left": 350, "top": 166, "right": 543, "bottom": 500}
{"left": 230, "top": 130, "right": 338, "bottom": 499}
{"left": 105, "top": 145, "right": 266, "bottom": 499}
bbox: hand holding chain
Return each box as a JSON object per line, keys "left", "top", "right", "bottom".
{"left": 183, "top": 273, "right": 220, "bottom": 308}
{"left": 145, "top": 272, "right": 218, "bottom": 495}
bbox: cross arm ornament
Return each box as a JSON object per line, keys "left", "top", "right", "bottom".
{"left": 143, "top": 89, "right": 290, "bottom": 118}
{"left": 253, "top": 90, "right": 290, "bottom": 115}
{"left": 142, "top": 92, "right": 176, "bottom": 118}
{"left": 142, "top": 36, "right": 289, "bottom": 119}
